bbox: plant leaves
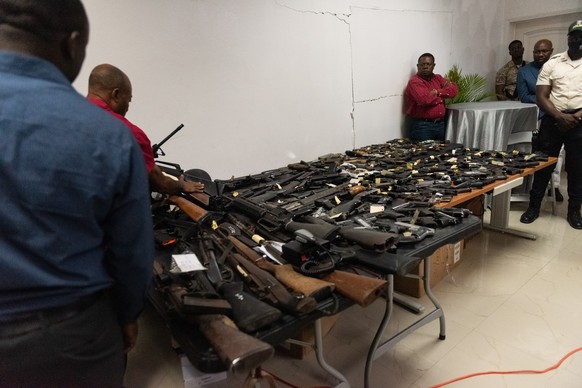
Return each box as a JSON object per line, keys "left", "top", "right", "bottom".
{"left": 444, "top": 64, "right": 494, "bottom": 104}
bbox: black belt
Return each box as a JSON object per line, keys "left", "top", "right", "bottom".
{"left": 0, "top": 291, "right": 105, "bottom": 334}
{"left": 562, "top": 108, "right": 581, "bottom": 114}
{"left": 413, "top": 118, "right": 444, "bottom": 123}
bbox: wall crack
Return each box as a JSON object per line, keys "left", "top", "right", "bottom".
{"left": 272, "top": 0, "right": 351, "bottom": 24}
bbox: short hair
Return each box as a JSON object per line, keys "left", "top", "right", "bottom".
{"left": 508, "top": 40, "right": 523, "bottom": 50}
{"left": 418, "top": 53, "right": 435, "bottom": 63}
{"left": 89, "top": 64, "right": 129, "bottom": 93}
{"left": 0, "top": 0, "right": 87, "bottom": 42}
{"left": 534, "top": 39, "right": 553, "bottom": 49}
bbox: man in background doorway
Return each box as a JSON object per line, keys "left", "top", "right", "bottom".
{"left": 516, "top": 39, "right": 564, "bottom": 202}
{"left": 496, "top": 40, "right": 527, "bottom": 101}
{"left": 404, "top": 53, "right": 458, "bottom": 141}
{"left": 520, "top": 20, "right": 582, "bottom": 229}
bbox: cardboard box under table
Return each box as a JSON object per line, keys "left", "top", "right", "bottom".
{"left": 394, "top": 240, "right": 464, "bottom": 298}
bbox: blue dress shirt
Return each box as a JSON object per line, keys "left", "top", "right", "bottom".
{"left": 517, "top": 61, "right": 544, "bottom": 117}
{"left": 0, "top": 52, "right": 154, "bottom": 323}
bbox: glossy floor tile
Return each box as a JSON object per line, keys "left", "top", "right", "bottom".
{"left": 125, "top": 191, "right": 582, "bottom": 388}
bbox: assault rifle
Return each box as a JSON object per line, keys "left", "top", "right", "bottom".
{"left": 228, "top": 181, "right": 367, "bottom": 233}
{"left": 286, "top": 215, "right": 400, "bottom": 252}
{"left": 152, "top": 261, "right": 274, "bottom": 374}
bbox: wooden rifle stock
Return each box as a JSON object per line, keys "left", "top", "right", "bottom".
{"left": 226, "top": 250, "right": 317, "bottom": 316}
{"left": 228, "top": 235, "right": 386, "bottom": 307}
{"left": 168, "top": 194, "right": 209, "bottom": 223}
{"left": 194, "top": 314, "right": 274, "bottom": 375}
{"left": 257, "top": 259, "right": 334, "bottom": 301}
{"left": 322, "top": 270, "right": 387, "bottom": 307}
{"left": 227, "top": 235, "right": 335, "bottom": 301}
{"left": 152, "top": 261, "right": 274, "bottom": 374}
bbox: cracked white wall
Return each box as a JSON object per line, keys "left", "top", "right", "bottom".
{"left": 349, "top": 6, "right": 453, "bottom": 148}
{"left": 75, "top": 0, "right": 575, "bottom": 180}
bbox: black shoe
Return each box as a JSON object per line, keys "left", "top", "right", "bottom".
{"left": 567, "top": 210, "right": 582, "bottom": 229}
{"left": 548, "top": 188, "right": 564, "bottom": 202}
{"left": 520, "top": 206, "right": 540, "bottom": 224}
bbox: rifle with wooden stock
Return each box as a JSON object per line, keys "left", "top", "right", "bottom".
{"left": 195, "top": 235, "right": 283, "bottom": 332}
{"left": 226, "top": 234, "right": 335, "bottom": 301}
{"left": 152, "top": 261, "right": 274, "bottom": 374}
{"left": 222, "top": 213, "right": 336, "bottom": 301}
{"left": 154, "top": 219, "right": 283, "bottom": 333}
{"left": 168, "top": 194, "right": 214, "bottom": 223}
{"left": 168, "top": 193, "right": 386, "bottom": 305}
{"left": 227, "top": 233, "right": 387, "bottom": 308}
{"left": 167, "top": 195, "right": 319, "bottom": 314}
{"left": 225, "top": 210, "right": 388, "bottom": 307}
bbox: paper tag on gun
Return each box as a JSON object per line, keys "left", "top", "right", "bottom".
{"left": 369, "top": 204, "right": 384, "bottom": 213}
{"left": 171, "top": 253, "right": 206, "bottom": 273}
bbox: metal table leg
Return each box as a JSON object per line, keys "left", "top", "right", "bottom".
{"left": 314, "top": 319, "right": 351, "bottom": 388}
{"left": 285, "top": 318, "right": 351, "bottom": 388}
{"left": 364, "top": 255, "right": 446, "bottom": 388}
{"left": 485, "top": 176, "right": 537, "bottom": 240}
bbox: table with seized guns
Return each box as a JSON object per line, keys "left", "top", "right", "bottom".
{"left": 149, "top": 138, "right": 549, "bottom": 386}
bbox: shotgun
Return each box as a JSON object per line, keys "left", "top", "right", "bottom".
{"left": 222, "top": 214, "right": 336, "bottom": 301}
{"left": 223, "top": 247, "right": 317, "bottom": 316}
{"left": 168, "top": 195, "right": 317, "bottom": 315}
{"left": 228, "top": 234, "right": 387, "bottom": 307}
{"left": 227, "top": 234, "right": 335, "bottom": 301}
{"left": 152, "top": 261, "right": 274, "bottom": 374}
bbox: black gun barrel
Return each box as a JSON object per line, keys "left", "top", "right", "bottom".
{"left": 152, "top": 123, "right": 184, "bottom": 157}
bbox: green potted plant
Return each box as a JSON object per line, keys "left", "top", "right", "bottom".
{"left": 444, "top": 64, "right": 494, "bottom": 104}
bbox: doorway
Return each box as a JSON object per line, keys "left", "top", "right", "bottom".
{"left": 514, "top": 12, "right": 582, "bottom": 60}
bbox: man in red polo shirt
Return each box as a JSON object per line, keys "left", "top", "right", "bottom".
{"left": 87, "top": 64, "right": 204, "bottom": 195}
{"left": 404, "top": 53, "right": 458, "bottom": 141}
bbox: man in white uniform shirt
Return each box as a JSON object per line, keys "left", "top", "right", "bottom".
{"left": 520, "top": 20, "right": 582, "bottom": 229}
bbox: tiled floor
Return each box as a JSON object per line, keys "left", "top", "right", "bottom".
{"left": 125, "top": 192, "right": 582, "bottom": 388}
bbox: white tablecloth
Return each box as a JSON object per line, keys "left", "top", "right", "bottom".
{"left": 445, "top": 101, "right": 538, "bottom": 151}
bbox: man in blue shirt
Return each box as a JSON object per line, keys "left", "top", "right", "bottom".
{"left": 517, "top": 39, "right": 564, "bottom": 203}
{"left": 0, "top": 1, "right": 154, "bottom": 386}
{"left": 517, "top": 39, "right": 553, "bottom": 105}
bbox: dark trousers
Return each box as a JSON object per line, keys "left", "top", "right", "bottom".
{"left": 529, "top": 115, "right": 582, "bottom": 205}
{"left": 409, "top": 119, "right": 445, "bottom": 141}
{"left": 0, "top": 292, "right": 125, "bottom": 388}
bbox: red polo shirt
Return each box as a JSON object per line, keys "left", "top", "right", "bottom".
{"left": 404, "top": 74, "right": 458, "bottom": 120}
{"left": 89, "top": 98, "right": 156, "bottom": 173}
